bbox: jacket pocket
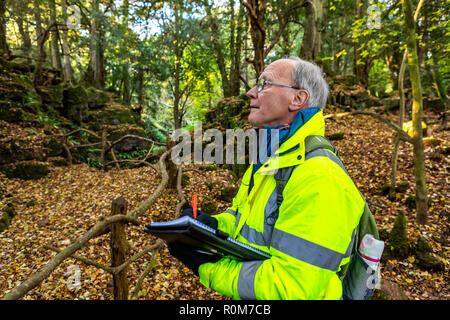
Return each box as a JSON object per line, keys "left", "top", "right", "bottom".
{"left": 342, "top": 252, "right": 377, "bottom": 300}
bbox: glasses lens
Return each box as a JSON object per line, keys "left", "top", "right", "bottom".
{"left": 257, "top": 79, "right": 264, "bottom": 92}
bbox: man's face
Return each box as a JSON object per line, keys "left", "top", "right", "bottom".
{"left": 246, "top": 59, "right": 298, "bottom": 128}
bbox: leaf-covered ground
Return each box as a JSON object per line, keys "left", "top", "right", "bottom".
{"left": 0, "top": 108, "right": 448, "bottom": 300}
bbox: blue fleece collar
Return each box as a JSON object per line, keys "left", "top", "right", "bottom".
{"left": 263, "top": 107, "right": 320, "bottom": 156}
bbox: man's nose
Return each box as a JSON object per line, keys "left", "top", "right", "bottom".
{"left": 247, "top": 85, "right": 258, "bottom": 99}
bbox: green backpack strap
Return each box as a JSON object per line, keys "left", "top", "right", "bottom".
{"left": 304, "top": 135, "right": 341, "bottom": 158}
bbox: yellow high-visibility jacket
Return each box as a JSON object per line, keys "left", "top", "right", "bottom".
{"left": 198, "top": 110, "right": 365, "bottom": 300}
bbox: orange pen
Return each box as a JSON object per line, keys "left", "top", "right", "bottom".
{"left": 192, "top": 195, "right": 198, "bottom": 219}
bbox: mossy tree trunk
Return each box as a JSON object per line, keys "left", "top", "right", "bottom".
{"left": 61, "top": 0, "right": 73, "bottom": 83}
{"left": 353, "top": 0, "right": 370, "bottom": 86}
{"left": 401, "top": 0, "right": 428, "bottom": 225}
{"left": 389, "top": 0, "right": 424, "bottom": 200}
{"left": 48, "top": 0, "right": 62, "bottom": 70}
{"left": 0, "top": 0, "right": 10, "bottom": 58}
{"left": 300, "top": 0, "right": 324, "bottom": 61}
{"left": 88, "top": 0, "right": 103, "bottom": 88}
{"left": 242, "top": 0, "right": 267, "bottom": 77}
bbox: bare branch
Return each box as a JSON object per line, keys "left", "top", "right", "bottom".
{"left": 44, "top": 245, "right": 115, "bottom": 273}
{"left": 175, "top": 166, "right": 186, "bottom": 219}
{"left": 1, "top": 215, "right": 139, "bottom": 300}
{"left": 130, "top": 244, "right": 163, "bottom": 300}
{"left": 127, "top": 149, "right": 171, "bottom": 219}
{"left": 112, "top": 239, "right": 164, "bottom": 275}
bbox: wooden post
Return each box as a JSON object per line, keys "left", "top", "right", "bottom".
{"left": 101, "top": 129, "right": 106, "bottom": 170}
{"left": 110, "top": 197, "right": 129, "bottom": 300}
{"left": 61, "top": 135, "right": 72, "bottom": 166}
{"left": 165, "top": 136, "right": 178, "bottom": 189}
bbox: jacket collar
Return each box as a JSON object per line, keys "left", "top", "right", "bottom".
{"left": 258, "top": 110, "right": 325, "bottom": 173}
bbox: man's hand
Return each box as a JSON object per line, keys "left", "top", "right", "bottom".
{"left": 182, "top": 208, "right": 218, "bottom": 229}
{"left": 167, "top": 208, "right": 220, "bottom": 275}
{"left": 167, "top": 242, "right": 222, "bottom": 276}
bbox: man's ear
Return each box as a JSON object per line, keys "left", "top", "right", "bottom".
{"left": 289, "top": 89, "right": 309, "bottom": 112}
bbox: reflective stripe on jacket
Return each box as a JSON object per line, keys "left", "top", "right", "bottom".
{"left": 198, "top": 110, "right": 365, "bottom": 300}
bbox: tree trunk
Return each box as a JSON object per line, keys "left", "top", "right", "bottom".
{"left": 48, "top": 0, "right": 62, "bottom": 70}
{"left": 430, "top": 50, "right": 448, "bottom": 120}
{"left": 0, "top": 0, "right": 10, "bottom": 58}
{"left": 204, "top": 1, "right": 232, "bottom": 97}
{"left": 242, "top": 0, "right": 267, "bottom": 77}
{"left": 172, "top": 0, "right": 182, "bottom": 129}
{"left": 390, "top": 0, "right": 425, "bottom": 200}
{"left": 165, "top": 137, "right": 178, "bottom": 189}
{"left": 61, "top": 0, "right": 73, "bottom": 82}
{"left": 16, "top": 1, "right": 32, "bottom": 58}
{"left": 401, "top": 0, "right": 428, "bottom": 225}
{"left": 88, "top": 0, "right": 102, "bottom": 87}
{"left": 300, "top": 0, "right": 324, "bottom": 61}
{"left": 34, "top": 24, "right": 52, "bottom": 86}
{"left": 389, "top": 50, "right": 407, "bottom": 200}
{"left": 231, "top": 2, "right": 245, "bottom": 96}
{"left": 110, "top": 197, "right": 130, "bottom": 300}
{"left": 353, "top": 0, "right": 370, "bottom": 86}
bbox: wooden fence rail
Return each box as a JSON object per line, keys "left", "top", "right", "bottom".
{"left": 1, "top": 147, "right": 181, "bottom": 300}
{"left": 57, "top": 127, "right": 166, "bottom": 171}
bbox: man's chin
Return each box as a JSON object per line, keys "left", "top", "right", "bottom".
{"left": 247, "top": 115, "right": 264, "bottom": 128}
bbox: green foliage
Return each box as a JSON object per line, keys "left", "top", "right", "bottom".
{"left": 118, "top": 148, "right": 149, "bottom": 160}
{"left": 388, "top": 211, "right": 409, "bottom": 258}
{"left": 369, "top": 59, "right": 393, "bottom": 98}
{"left": 37, "top": 111, "right": 60, "bottom": 129}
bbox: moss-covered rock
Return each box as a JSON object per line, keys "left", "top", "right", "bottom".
{"left": 328, "top": 132, "right": 345, "bottom": 141}
{"left": 395, "top": 181, "right": 409, "bottom": 193}
{"left": 0, "top": 101, "right": 23, "bottom": 123}
{"left": 1, "top": 161, "right": 50, "bottom": 180}
{"left": 36, "top": 84, "right": 64, "bottom": 111}
{"left": 86, "top": 87, "right": 110, "bottom": 109}
{"left": 45, "top": 137, "right": 64, "bottom": 157}
{"left": 107, "top": 124, "right": 149, "bottom": 152}
{"left": 0, "top": 202, "right": 15, "bottom": 232}
{"left": 218, "top": 186, "right": 239, "bottom": 202}
{"left": 0, "top": 140, "right": 46, "bottom": 165}
{"left": 405, "top": 195, "right": 416, "bottom": 211}
{"left": 89, "top": 105, "right": 135, "bottom": 125}
{"left": 414, "top": 237, "right": 444, "bottom": 271}
{"left": 48, "top": 156, "right": 68, "bottom": 167}
{"left": 381, "top": 182, "right": 393, "bottom": 196}
{"left": 201, "top": 198, "right": 217, "bottom": 214}
{"left": 388, "top": 211, "right": 409, "bottom": 258}
{"left": 62, "top": 85, "right": 89, "bottom": 124}
{"left": 371, "top": 280, "right": 407, "bottom": 300}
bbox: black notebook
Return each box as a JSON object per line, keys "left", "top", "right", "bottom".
{"left": 145, "top": 216, "right": 271, "bottom": 261}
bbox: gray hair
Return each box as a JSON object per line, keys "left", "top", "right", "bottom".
{"left": 288, "top": 57, "right": 329, "bottom": 110}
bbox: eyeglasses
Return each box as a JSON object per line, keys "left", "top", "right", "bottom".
{"left": 256, "top": 79, "right": 300, "bottom": 92}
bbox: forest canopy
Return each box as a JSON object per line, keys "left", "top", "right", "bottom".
{"left": 0, "top": 0, "right": 447, "bottom": 129}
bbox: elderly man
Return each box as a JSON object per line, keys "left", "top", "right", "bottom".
{"left": 170, "top": 57, "right": 366, "bottom": 300}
